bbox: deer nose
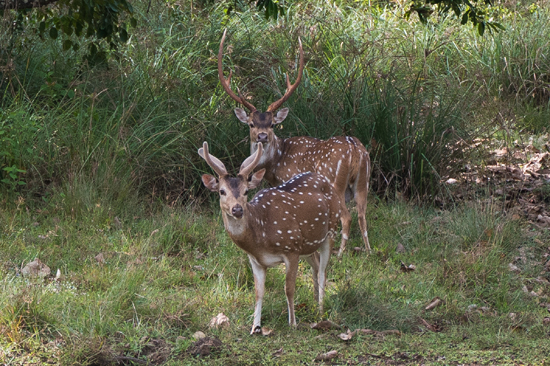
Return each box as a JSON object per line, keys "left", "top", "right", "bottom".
{"left": 257, "top": 133, "right": 268, "bottom": 143}
{"left": 232, "top": 205, "right": 243, "bottom": 218}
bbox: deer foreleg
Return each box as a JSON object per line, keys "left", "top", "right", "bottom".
{"left": 248, "top": 255, "right": 266, "bottom": 334}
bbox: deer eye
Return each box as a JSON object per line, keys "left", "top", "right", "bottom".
{"left": 244, "top": 189, "right": 249, "bottom": 195}
{"left": 249, "top": 123, "right": 254, "bottom": 128}
{"left": 219, "top": 189, "right": 226, "bottom": 196}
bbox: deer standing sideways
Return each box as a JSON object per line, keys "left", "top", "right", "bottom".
{"left": 198, "top": 141, "right": 342, "bottom": 334}
{"left": 218, "top": 30, "right": 372, "bottom": 256}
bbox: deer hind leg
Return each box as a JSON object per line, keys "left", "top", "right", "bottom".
{"left": 248, "top": 255, "right": 266, "bottom": 334}
{"left": 318, "top": 234, "right": 333, "bottom": 312}
{"left": 283, "top": 254, "right": 300, "bottom": 327}
{"left": 354, "top": 155, "right": 371, "bottom": 253}
{"left": 337, "top": 201, "right": 351, "bottom": 257}
{"left": 304, "top": 253, "right": 320, "bottom": 303}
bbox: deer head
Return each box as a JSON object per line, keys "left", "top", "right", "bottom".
{"left": 218, "top": 29, "right": 304, "bottom": 153}
{"left": 199, "top": 141, "right": 266, "bottom": 220}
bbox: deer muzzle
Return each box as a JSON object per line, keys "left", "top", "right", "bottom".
{"left": 231, "top": 204, "right": 244, "bottom": 219}
{"left": 257, "top": 133, "right": 268, "bottom": 143}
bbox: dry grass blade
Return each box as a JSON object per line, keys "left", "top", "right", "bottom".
{"left": 425, "top": 297, "right": 443, "bottom": 311}
{"left": 314, "top": 350, "right": 338, "bottom": 361}
{"left": 311, "top": 320, "right": 341, "bottom": 331}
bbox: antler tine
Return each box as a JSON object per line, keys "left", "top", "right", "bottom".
{"left": 218, "top": 29, "right": 256, "bottom": 112}
{"left": 198, "top": 141, "right": 228, "bottom": 176}
{"left": 267, "top": 37, "right": 305, "bottom": 112}
{"left": 239, "top": 143, "right": 263, "bottom": 178}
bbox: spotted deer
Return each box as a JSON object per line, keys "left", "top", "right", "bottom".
{"left": 198, "top": 141, "right": 342, "bottom": 334}
{"left": 218, "top": 30, "right": 371, "bottom": 256}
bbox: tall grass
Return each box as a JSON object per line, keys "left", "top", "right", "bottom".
{"left": 1, "top": 0, "right": 550, "bottom": 204}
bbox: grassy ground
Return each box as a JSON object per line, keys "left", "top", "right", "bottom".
{"left": 1, "top": 196, "right": 549, "bottom": 365}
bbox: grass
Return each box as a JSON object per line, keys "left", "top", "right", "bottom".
{"left": 1, "top": 196, "right": 549, "bottom": 365}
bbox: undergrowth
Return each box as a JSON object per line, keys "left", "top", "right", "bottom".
{"left": 1, "top": 0, "right": 549, "bottom": 202}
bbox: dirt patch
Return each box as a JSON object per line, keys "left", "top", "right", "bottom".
{"left": 447, "top": 137, "right": 550, "bottom": 227}
{"left": 187, "top": 336, "right": 223, "bottom": 357}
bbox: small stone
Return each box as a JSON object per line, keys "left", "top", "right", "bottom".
{"left": 193, "top": 331, "right": 206, "bottom": 340}
{"left": 396, "top": 243, "right": 406, "bottom": 253}
{"left": 21, "top": 258, "right": 50, "bottom": 278}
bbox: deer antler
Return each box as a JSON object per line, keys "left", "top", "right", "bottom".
{"left": 218, "top": 29, "right": 257, "bottom": 112}
{"left": 239, "top": 143, "right": 263, "bottom": 178}
{"left": 267, "top": 37, "right": 304, "bottom": 112}
{"left": 198, "top": 141, "right": 228, "bottom": 176}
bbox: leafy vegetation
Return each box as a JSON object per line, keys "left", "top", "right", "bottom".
{"left": 1, "top": 0, "right": 550, "bottom": 364}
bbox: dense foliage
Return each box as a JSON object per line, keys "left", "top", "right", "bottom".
{"left": 1, "top": 0, "right": 549, "bottom": 204}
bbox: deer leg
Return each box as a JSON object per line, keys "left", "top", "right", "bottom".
{"left": 318, "top": 235, "right": 332, "bottom": 312}
{"left": 355, "top": 158, "right": 371, "bottom": 253}
{"left": 337, "top": 203, "right": 352, "bottom": 257}
{"left": 283, "top": 255, "right": 300, "bottom": 327}
{"left": 304, "top": 253, "right": 320, "bottom": 302}
{"left": 248, "top": 255, "right": 266, "bottom": 334}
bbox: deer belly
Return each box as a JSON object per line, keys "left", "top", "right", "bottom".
{"left": 256, "top": 252, "right": 286, "bottom": 267}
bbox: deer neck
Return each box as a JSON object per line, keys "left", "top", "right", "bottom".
{"left": 252, "top": 136, "right": 284, "bottom": 185}
{"left": 221, "top": 205, "right": 256, "bottom": 248}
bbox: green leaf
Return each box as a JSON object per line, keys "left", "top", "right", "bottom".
{"left": 61, "top": 21, "right": 73, "bottom": 36}
{"left": 63, "top": 39, "right": 73, "bottom": 51}
{"left": 49, "top": 26, "right": 58, "bottom": 39}
{"left": 461, "top": 13, "right": 468, "bottom": 25}
{"left": 477, "top": 22, "right": 485, "bottom": 36}
{"left": 67, "top": 89, "right": 75, "bottom": 98}
{"left": 119, "top": 27, "right": 128, "bottom": 42}
{"left": 130, "top": 17, "right": 137, "bottom": 28}
{"left": 75, "top": 21, "right": 83, "bottom": 36}
{"left": 39, "top": 21, "right": 46, "bottom": 33}
{"left": 451, "top": 3, "right": 460, "bottom": 17}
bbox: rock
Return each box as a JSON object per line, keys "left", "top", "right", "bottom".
{"left": 192, "top": 331, "right": 206, "bottom": 340}
{"left": 21, "top": 258, "right": 51, "bottom": 278}
{"left": 396, "top": 243, "right": 406, "bottom": 253}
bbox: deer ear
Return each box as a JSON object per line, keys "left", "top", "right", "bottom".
{"left": 248, "top": 169, "right": 266, "bottom": 189}
{"left": 273, "top": 108, "right": 289, "bottom": 124}
{"left": 234, "top": 108, "right": 249, "bottom": 124}
{"left": 201, "top": 174, "right": 219, "bottom": 192}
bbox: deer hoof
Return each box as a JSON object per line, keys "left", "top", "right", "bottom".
{"left": 251, "top": 326, "right": 262, "bottom": 335}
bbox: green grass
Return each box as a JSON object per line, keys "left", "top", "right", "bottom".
{"left": 1, "top": 197, "right": 549, "bottom": 365}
